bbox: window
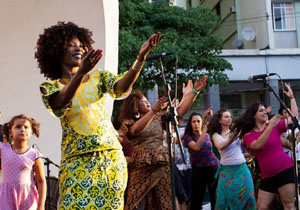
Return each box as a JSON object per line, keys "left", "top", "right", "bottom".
{"left": 273, "top": 2, "right": 296, "bottom": 31}
{"left": 220, "top": 95, "right": 242, "bottom": 109}
{"left": 215, "top": 2, "right": 221, "bottom": 16}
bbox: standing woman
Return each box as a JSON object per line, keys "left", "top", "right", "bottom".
{"left": 118, "top": 78, "right": 207, "bottom": 210}
{"left": 207, "top": 109, "right": 256, "bottom": 210}
{"left": 231, "top": 103, "right": 295, "bottom": 210}
{"left": 183, "top": 110, "right": 219, "bottom": 210}
{"left": 35, "top": 21, "right": 164, "bottom": 210}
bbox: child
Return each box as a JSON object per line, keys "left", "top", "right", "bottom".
{"left": 0, "top": 114, "right": 46, "bottom": 210}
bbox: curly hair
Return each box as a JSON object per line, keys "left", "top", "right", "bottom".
{"left": 35, "top": 21, "right": 94, "bottom": 80}
{"left": 207, "top": 109, "right": 229, "bottom": 136}
{"left": 184, "top": 112, "right": 203, "bottom": 137}
{"left": 2, "top": 114, "right": 40, "bottom": 142}
{"left": 230, "top": 102, "right": 262, "bottom": 141}
{"left": 118, "top": 91, "right": 145, "bottom": 123}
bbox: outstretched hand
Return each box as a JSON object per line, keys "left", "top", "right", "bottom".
{"left": 78, "top": 48, "right": 103, "bottom": 75}
{"left": 182, "top": 80, "right": 193, "bottom": 96}
{"left": 283, "top": 83, "right": 294, "bottom": 99}
{"left": 152, "top": 97, "right": 168, "bottom": 113}
{"left": 194, "top": 75, "right": 208, "bottom": 92}
{"left": 137, "top": 32, "right": 165, "bottom": 61}
{"left": 182, "top": 75, "right": 208, "bottom": 96}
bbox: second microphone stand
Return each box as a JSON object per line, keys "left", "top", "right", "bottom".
{"left": 157, "top": 57, "right": 186, "bottom": 210}
{"left": 44, "top": 157, "right": 59, "bottom": 210}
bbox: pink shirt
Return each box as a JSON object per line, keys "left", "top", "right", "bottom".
{"left": 244, "top": 120, "right": 293, "bottom": 179}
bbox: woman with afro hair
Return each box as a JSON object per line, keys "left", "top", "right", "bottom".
{"left": 35, "top": 21, "right": 164, "bottom": 210}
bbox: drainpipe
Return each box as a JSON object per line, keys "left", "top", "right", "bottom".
{"left": 235, "top": 0, "right": 242, "bottom": 40}
{"left": 265, "top": 0, "right": 275, "bottom": 48}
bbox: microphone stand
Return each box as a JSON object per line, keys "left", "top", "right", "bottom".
{"left": 44, "top": 157, "right": 59, "bottom": 210}
{"left": 263, "top": 78, "right": 300, "bottom": 209}
{"left": 157, "top": 57, "right": 186, "bottom": 210}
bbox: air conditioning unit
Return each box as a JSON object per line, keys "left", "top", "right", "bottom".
{"left": 230, "top": 5, "right": 236, "bottom": 13}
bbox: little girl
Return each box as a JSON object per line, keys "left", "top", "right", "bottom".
{"left": 0, "top": 114, "right": 46, "bottom": 210}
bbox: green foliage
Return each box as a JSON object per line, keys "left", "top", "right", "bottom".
{"left": 119, "top": 0, "right": 232, "bottom": 92}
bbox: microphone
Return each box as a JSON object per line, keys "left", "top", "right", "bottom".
{"left": 248, "top": 73, "right": 276, "bottom": 82}
{"left": 146, "top": 52, "right": 174, "bottom": 61}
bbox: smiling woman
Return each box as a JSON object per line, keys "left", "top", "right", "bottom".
{"left": 35, "top": 21, "right": 164, "bottom": 209}
{"left": 117, "top": 75, "right": 208, "bottom": 210}
{"left": 231, "top": 102, "right": 296, "bottom": 209}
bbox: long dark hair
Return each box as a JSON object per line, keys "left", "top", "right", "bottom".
{"left": 207, "top": 109, "right": 229, "bottom": 136}
{"left": 230, "top": 102, "right": 262, "bottom": 140}
{"left": 184, "top": 112, "right": 202, "bottom": 136}
{"left": 118, "top": 91, "right": 145, "bottom": 123}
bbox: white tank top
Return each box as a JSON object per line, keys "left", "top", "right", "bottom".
{"left": 215, "top": 133, "right": 246, "bottom": 165}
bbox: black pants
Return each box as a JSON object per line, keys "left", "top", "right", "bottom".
{"left": 190, "top": 165, "right": 218, "bottom": 210}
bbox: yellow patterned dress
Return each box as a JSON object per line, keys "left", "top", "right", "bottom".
{"left": 40, "top": 69, "right": 130, "bottom": 210}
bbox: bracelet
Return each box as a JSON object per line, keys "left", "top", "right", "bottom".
{"left": 131, "top": 59, "right": 145, "bottom": 72}
{"left": 192, "top": 88, "right": 199, "bottom": 95}
{"left": 289, "top": 95, "right": 295, "bottom": 99}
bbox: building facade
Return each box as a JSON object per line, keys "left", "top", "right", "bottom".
{"left": 187, "top": 0, "right": 300, "bottom": 116}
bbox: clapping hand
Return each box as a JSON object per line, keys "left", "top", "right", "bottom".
{"left": 204, "top": 107, "right": 213, "bottom": 118}
{"left": 78, "top": 48, "right": 103, "bottom": 75}
{"left": 152, "top": 97, "right": 168, "bottom": 113}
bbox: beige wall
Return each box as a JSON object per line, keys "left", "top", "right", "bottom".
{"left": 191, "top": 0, "right": 201, "bottom": 8}
{"left": 239, "top": 0, "right": 268, "bottom": 49}
{"left": 200, "top": 0, "right": 269, "bottom": 49}
{"left": 0, "top": 0, "right": 119, "bottom": 176}
{"left": 201, "top": 0, "right": 219, "bottom": 10}
{"left": 175, "top": 0, "right": 187, "bottom": 9}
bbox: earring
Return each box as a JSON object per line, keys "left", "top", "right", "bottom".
{"left": 134, "top": 112, "right": 140, "bottom": 119}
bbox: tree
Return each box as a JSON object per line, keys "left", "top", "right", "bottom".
{"left": 119, "top": 0, "right": 232, "bottom": 93}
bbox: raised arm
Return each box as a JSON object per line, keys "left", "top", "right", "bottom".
{"left": 128, "top": 97, "right": 168, "bottom": 137}
{"left": 249, "top": 114, "right": 281, "bottom": 150}
{"left": 177, "top": 76, "right": 208, "bottom": 118}
{"left": 187, "top": 127, "right": 207, "bottom": 151}
{"left": 284, "top": 83, "right": 299, "bottom": 119}
{"left": 212, "top": 133, "right": 236, "bottom": 150}
{"left": 114, "top": 32, "right": 165, "bottom": 94}
{"left": 202, "top": 107, "right": 213, "bottom": 131}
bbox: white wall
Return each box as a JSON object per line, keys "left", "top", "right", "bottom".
{"left": 274, "top": 31, "right": 298, "bottom": 48}
{"left": 220, "top": 49, "right": 300, "bottom": 81}
{"left": 0, "top": 0, "right": 119, "bottom": 176}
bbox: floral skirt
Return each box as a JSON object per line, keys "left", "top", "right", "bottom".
{"left": 215, "top": 163, "right": 256, "bottom": 210}
{"left": 58, "top": 149, "right": 127, "bottom": 210}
